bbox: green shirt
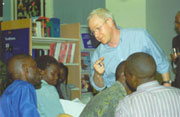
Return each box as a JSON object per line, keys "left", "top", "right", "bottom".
{"left": 80, "top": 81, "right": 127, "bottom": 117}
{"left": 36, "top": 80, "right": 64, "bottom": 117}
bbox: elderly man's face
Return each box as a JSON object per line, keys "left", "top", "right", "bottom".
{"left": 88, "top": 15, "right": 112, "bottom": 45}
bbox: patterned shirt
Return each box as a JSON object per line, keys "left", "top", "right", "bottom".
{"left": 80, "top": 81, "right": 127, "bottom": 117}
{"left": 115, "top": 80, "right": 180, "bottom": 117}
{"left": 90, "top": 28, "right": 170, "bottom": 91}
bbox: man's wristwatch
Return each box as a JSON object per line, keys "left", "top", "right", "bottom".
{"left": 162, "top": 80, "right": 172, "bottom": 84}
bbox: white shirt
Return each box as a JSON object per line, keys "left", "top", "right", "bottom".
{"left": 115, "top": 80, "right": 180, "bottom": 117}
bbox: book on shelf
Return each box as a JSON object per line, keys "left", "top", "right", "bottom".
{"left": 50, "top": 18, "right": 60, "bottom": 37}
{"left": 32, "top": 21, "right": 42, "bottom": 37}
{"left": 54, "top": 42, "right": 61, "bottom": 61}
{"left": 46, "top": 21, "right": 53, "bottom": 37}
{"left": 32, "top": 48, "right": 49, "bottom": 59}
{"left": 36, "top": 16, "right": 50, "bottom": 37}
{"left": 81, "top": 51, "right": 91, "bottom": 71}
{"left": 58, "top": 42, "right": 69, "bottom": 63}
{"left": 49, "top": 43, "right": 57, "bottom": 57}
{"left": 50, "top": 42, "right": 76, "bottom": 63}
{"left": 66, "top": 43, "right": 76, "bottom": 63}
{"left": 81, "top": 33, "right": 100, "bottom": 49}
{"left": 32, "top": 17, "right": 60, "bottom": 38}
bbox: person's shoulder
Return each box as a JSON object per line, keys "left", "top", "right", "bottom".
{"left": 13, "top": 80, "right": 33, "bottom": 88}
{"left": 39, "top": 80, "right": 57, "bottom": 91}
{"left": 173, "top": 34, "right": 180, "bottom": 40}
{"left": 121, "top": 28, "right": 146, "bottom": 33}
{"left": 120, "top": 28, "right": 148, "bottom": 43}
{"left": 166, "top": 86, "right": 180, "bottom": 92}
{"left": 92, "top": 43, "right": 105, "bottom": 57}
{"left": 111, "top": 81, "right": 125, "bottom": 90}
{"left": 120, "top": 28, "right": 148, "bottom": 40}
{"left": 95, "top": 43, "right": 104, "bottom": 50}
{"left": 3, "top": 80, "right": 35, "bottom": 96}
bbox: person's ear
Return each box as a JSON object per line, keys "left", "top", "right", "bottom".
{"left": 130, "top": 75, "right": 139, "bottom": 89}
{"left": 117, "top": 72, "right": 126, "bottom": 83}
{"left": 39, "top": 69, "right": 45, "bottom": 75}
{"left": 39, "top": 69, "right": 45, "bottom": 80}
{"left": 21, "top": 63, "right": 29, "bottom": 81}
{"left": 121, "top": 72, "right": 125, "bottom": 79}
{"left": 106, "top": 18, "right": 114, "bottom": 27}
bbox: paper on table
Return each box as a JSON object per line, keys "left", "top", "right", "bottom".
{"left": 59, "top": 99, "right": 86, "bottom": 117}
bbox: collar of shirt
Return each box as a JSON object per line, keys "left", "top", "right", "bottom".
{"left": 136, "top": 80, "right": 160, "bottom": 92}
{"left": 41, "top": 80, "right": 48, "bottom": 85}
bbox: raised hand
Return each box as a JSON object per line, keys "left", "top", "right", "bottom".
{"left": 93, "top": 57, "right": 105, "bottom": 75}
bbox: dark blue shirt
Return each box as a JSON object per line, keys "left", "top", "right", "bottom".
{"left": 0, "top": 80, "right": 40, "bottom": 117}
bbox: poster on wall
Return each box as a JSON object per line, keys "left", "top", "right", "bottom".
{"left": 14, "top": 0, "right": 44, "bottom": 19}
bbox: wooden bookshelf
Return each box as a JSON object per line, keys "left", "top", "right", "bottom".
{"left": 32, "top": 23, "right": 82, "bottom": 100}
{"left": 1, "top": 19, "right": 81, "bottom": 100}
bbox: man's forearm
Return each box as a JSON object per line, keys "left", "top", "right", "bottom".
{"left": 161, "top": 71, "right": 170, "bottom": 81}
{"left": 161, "top": 71, "right": 171, "bottom": 86}
{"left": 93, "top": 72, "right": 104, "bottom": 88}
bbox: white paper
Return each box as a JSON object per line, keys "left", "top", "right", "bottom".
{"left": 59, "top": 99, "right": 86, "bottom": 117}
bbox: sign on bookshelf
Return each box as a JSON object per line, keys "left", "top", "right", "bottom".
{"left": 1, "top": 19, "right": 32, "bottom": 62}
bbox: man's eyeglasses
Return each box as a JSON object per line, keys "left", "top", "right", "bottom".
{"left": 90, "top": 19, "right": 108, "bottom": 36}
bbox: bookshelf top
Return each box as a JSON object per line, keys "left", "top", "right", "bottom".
{"left": 32, "top": 37, "right": 79, "bottom": 44}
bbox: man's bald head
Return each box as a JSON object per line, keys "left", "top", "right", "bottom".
{"left": 125, "top": 52, "right": 156, "bottom": 80}
{"left": 7, "top": 54, "right": 33, "bottom": 80}
{"left": 124, "top": 52, "right": 156, "bottom": 90}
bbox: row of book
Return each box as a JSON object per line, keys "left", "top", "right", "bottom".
{"left": 32, "top": 42, "right": 76, "bottom": 64}
{"left": 32, "top": 17, "right": 60, "bottom": 37}
{"left": 49, "top": 42, "right": 76, "bottom": 63}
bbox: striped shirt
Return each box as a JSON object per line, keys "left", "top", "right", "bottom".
{"left": 115, "top": 80, "right": 180, "bottom": 117}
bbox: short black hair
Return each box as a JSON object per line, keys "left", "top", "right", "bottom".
{"left": 58, "top": 62, "right": 68, "bottom": 79}
{"left": 115, "top": 61, "right": 126, "bottom": 81}
{"left": 35, "top": 55, "right": 59, "bottom": 70}
{"left": 7, "top": 54, "right": 31, "bottom": 78}
{"left": 126, "top": 52, "right": 156, "bottom": 79}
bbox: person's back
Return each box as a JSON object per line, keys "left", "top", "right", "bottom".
{"left": 0, "top": 54, "right": 41, "bottom": 117}
{"left": 80, "top": 61, "right": 129, "bottom": 117}
{"left": 35, "top": 55, "right": 64, "bottom": 116}
{"left": 0, "top": 80, "right": 39, "bottom": 116}
{"left": 115, "top": 52, "right": 180, "bottom": 117}
{"left": 117, "top": 82, "right": 180, "bottom": 116}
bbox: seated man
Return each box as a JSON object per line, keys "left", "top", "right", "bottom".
{"left": 80, "top": 61, "right": 131, "bottom": 117}
{"left": 0, "top": 54, "right": 41, "bottom": 117}
{"left": 115, "top": 52, "right": 180, "bottom": 116}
